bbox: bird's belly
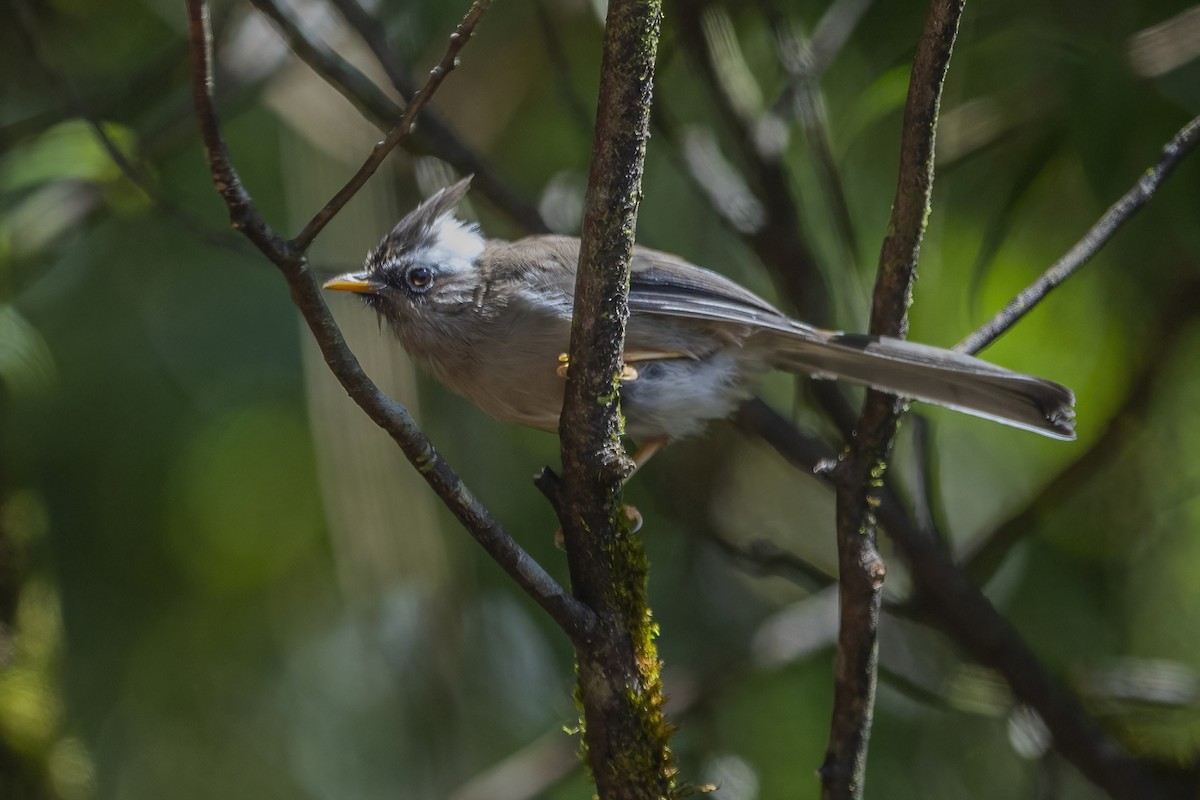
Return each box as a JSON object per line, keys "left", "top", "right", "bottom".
{"left": 430, "top": 322, "right": 765, "bottom": 440}
{"left": 432, "top": 317, "right": 570, "bottom": 433}
{"left": 455, "top": 357, "right": 566, "bottom": 433}
{"left": 621, "top": 349, "right": 763, "bottom": 440}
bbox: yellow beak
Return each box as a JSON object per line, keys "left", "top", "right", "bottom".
{"left": 322, "top": 273, "right": 381, "bottom": 294}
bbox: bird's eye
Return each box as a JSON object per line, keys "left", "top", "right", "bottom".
{"left": 406, "top": 265, "right": 434, "bottom": 291}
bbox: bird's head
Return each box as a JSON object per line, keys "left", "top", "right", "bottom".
{"left": 323, "top": 176, "right": 484, "bottom": 331}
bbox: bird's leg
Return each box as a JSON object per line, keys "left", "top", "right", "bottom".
{"left": 627, "top": 435, "right": 668, "bottom": 479}
{"left": 603, "top": 435, "right": 669, "bottom": 538}
{"left": 555, "top": 354, "right": 673, "bottom": 478}
{"left": 552, "top": 353, "right": 675, "bottom": 542}
{"left": 549, "top": 436, "right": 665, "bottom": 547}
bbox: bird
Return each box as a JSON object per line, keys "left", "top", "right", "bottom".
{"left": 323, "top": 177, "right": 1075, "bottom": 464}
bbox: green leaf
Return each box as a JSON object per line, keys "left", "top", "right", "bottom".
{"left": 0, "top": 305, "right": 56, "bottom": 396}
{"left": 0, "top": 119, "right": 139, "bottom": 192}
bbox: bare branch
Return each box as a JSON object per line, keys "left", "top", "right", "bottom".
{"left": 12, "top": 0, "right": 251, "bottom": 255}
{"left": 293, "top": 0, "right": 491, "bottom": 248}
{"left": 324, "top": 0, "right": 553, "bottom": 233}
{"left": 187, "top": 0, "right": 287, "bottom": 254}
{"left": 255, "top": 0, "right": 550, "bottom": 234}
{"left": 671, "top": 0, "right": 831, "bottom": 324}
{"left": 554, "top": 0, "right": 676, "bottom": 794}
{"left": 822, "top": 2, "right": 964, "bottom": 797}
{"left": 867, "top": 2, "right": 962, "bottom": 340}
{"left": 957, "top": 115, "right": 1200, "bottom": 355}
{"left": 446, "top": 579, "right": 945, "bottom": 800}
{"left": 184, "top": 0, "right": 592, "bottom": 641}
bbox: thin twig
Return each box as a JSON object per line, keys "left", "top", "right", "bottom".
{"left": 184, "top": 0, "right": 592, "bottom": 641}
{"left": 283, "top": 0, "right": 552, "bottom": 233}
{"left": 447, "top": 582, "right": 947, "bottom": 800}
{"left": 957, "top": 115, "right": 1200, "bottom": 355}
{"left": 11, "top": 0, "right": 250, "bottom": 254}
{"left": 187, "top": 1, "right": 286, "bottom": 253}
{"left": 723, "top": 93, "right": 1200, "bottom": 800}
{"left": 822, "top": 2, "right": 964, "bottom": 797}
{"left": 293, "top": 0, "right": 492, "bottom": 248}
{"left": 255, "top": 0, "right": 548, "bottom": 235}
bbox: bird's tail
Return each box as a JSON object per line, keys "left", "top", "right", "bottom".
{"left": 770, "top": 327, "right": 1076, "bottom": 439}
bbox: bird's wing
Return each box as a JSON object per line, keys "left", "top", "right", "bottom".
{"left": 627, "top": 246, "right": 815, "bottom": 336}
{"left": 500, "top": 236, "right": 816, "bottom": 336}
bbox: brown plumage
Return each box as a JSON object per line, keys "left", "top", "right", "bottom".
{"left": 324, "top": 178, "right": 1075, "bottom": 442}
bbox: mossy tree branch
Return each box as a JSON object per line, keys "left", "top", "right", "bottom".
{"left": 544, "top": 0, "right": 676, "bottom": 796}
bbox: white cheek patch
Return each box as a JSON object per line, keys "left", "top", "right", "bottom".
{"left": 413, "top": 213, "right": 485, "bottom": 277}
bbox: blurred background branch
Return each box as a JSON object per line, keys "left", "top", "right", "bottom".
{"left": 670, "top": 0, "right": 832, "bottom": 325}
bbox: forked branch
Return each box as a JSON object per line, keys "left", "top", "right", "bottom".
{"left": 183, "top": 0, "right": 592, "bottom": 642}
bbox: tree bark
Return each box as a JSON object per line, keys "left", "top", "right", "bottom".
{"left": 551, "top": 0, "right": 675, "bottom": 797}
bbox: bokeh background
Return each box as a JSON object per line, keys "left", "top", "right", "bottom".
{"left": 2, "top": 0, "right": 1199, "bottom": 797}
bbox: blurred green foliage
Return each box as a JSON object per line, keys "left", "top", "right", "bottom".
{"left": 1, "top": 0, "right": 1199, "bottom": 798}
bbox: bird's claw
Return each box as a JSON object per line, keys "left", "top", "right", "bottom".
{"left": 556, "top": 353, "right": 639, "bottom": 382}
